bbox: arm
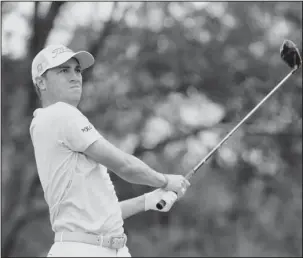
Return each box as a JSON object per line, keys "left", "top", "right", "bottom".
{"left": 60, "top": 104, "right": 188, "bottom": 192}
{"left": 119, "top": 195, "right": 145, "bottom": 220}
{"left": 83, "top": 137, "right": 167, "bottom": 188}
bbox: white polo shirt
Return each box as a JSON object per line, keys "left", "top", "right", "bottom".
{"left": 29, "top": 102, "right": 124, "bottom": 236}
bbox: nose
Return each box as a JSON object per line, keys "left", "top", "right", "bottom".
{"left": 69, "top": 71, "right": 81, "bottom": 83}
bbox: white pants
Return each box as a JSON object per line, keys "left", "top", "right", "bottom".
{"left": 47, "top": 242, "right": 131, "bottom": 257}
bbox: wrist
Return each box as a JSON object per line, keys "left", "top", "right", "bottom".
{"left": 144, "top": 192, "right": 153, "bottom": 211}
{"left": 161, "top": 174, "right": 168, "bottom": 189}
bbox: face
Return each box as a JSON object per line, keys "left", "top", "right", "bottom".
{"left": 38, "top": 58, "right": 83, "bottom": 107}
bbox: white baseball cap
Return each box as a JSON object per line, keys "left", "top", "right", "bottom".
{"left": 31, "top": 44, "right": 95, "bottom": 84}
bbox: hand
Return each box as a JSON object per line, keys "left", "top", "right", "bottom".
{"left": 162, "top": 174, "right": 190, "bottom": 198}
{"left": 144, "top": 189, "right": 178, "bottom": 212}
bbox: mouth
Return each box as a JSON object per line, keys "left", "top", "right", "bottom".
{"left": 70, "top": 84, "right": 81, "bottom": 89}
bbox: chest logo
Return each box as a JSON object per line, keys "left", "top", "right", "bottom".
{"left": 81, "top": 125, "right": 92, "bottom": 132}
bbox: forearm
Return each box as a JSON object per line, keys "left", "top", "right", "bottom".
{"left": 83, "top": 138, "right": 167, "bottom": 188}
{"left": 119, "top": 195, "right": 145, "bottom": 220}
{"left": 118, "top": 156, "right": 166, "bottom": 188}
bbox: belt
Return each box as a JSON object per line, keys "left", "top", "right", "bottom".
{"left": 54, "top": 232, "right": 127, "bottom": 249}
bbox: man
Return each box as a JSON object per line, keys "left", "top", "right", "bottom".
{"left": 29, "top": 44, "right": 190, "bottom": 257}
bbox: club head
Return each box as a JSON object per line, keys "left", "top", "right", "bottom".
{"left": 280, "top": 40, "right": 302, "bottom": 69}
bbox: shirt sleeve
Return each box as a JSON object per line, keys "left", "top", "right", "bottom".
{"left": 60, "top": 105, "right": 102, "bottom": 152}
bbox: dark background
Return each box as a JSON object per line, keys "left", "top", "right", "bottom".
{"left": 1, "top": 2, "right": 302, "bottom": 257}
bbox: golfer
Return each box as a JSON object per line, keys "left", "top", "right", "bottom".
{"left": 29, "top": 45, "right": 190, "bottom": 257}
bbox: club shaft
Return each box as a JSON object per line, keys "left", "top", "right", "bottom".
{"left": 156, "top": 68, "right": 297, "bottom": 210}
{"left": 186, "top": 68, "right": 296, "bottom": 180}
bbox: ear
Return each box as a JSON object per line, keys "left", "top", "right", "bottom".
{"left": 35, "top": 76, "right": 47, "bottom": 91}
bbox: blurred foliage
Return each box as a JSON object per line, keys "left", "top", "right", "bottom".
{"left": 1, "top": 2, "right": 302, "bottom": 257}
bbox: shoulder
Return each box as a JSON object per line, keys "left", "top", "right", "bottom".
{"left": 41, "top": 102, "right": 88, "bottom": 126}
{"left": 48, "top": 103, "right": 90, "bottom": 133}
{"left": 30, "top": 102, "right": 85, "bottom": 132}
{"left": 51, "top": 102, "right": 84, "bottom": 118}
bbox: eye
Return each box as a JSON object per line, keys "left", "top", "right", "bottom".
{"left": 60, "top": 68, "right": 68, "bottom": 73}
{"left": 76, "top": 68, "right": 82, "bottom": 74}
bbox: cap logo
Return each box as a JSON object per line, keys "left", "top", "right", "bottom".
{"left": 52, "top": 47, "right": 73, "bottom": 58}
{"left": 37, "top": 63, "right": 43, "bottom": 73}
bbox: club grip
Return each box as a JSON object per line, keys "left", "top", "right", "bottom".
{"left": 156, "top": 199, "right": 166, "bottom": 210}
{"left": 156, "top": 190, "right": 178, "bottom": 210}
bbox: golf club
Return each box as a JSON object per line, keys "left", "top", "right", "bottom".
{"left": 156, "top": 39, "right": 302, "bottom": 210}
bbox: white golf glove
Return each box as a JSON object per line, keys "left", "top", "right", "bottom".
{"left": 144, "top": 189, "right": 178, "bottom": 212}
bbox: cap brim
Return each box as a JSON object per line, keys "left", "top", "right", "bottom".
{"left": 47, "top": 51, "right": 95, "bottom": 71}
{"left": 72, "top": 51, "right": 95, "bottom": 70}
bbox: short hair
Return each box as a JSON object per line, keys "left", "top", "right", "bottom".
{"left": 34, "top": 83, "right": 41, "bottom": 98}
{"left": 33, "top": 72, "right": 47, "bottom": 99}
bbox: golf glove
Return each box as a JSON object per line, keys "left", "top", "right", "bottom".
{"left": 144, "top": 189, "right": 177, "bottom": 212}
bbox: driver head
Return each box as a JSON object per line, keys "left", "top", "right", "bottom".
{"left": 280, "top": 40, "right": 302, "bottom": 69}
